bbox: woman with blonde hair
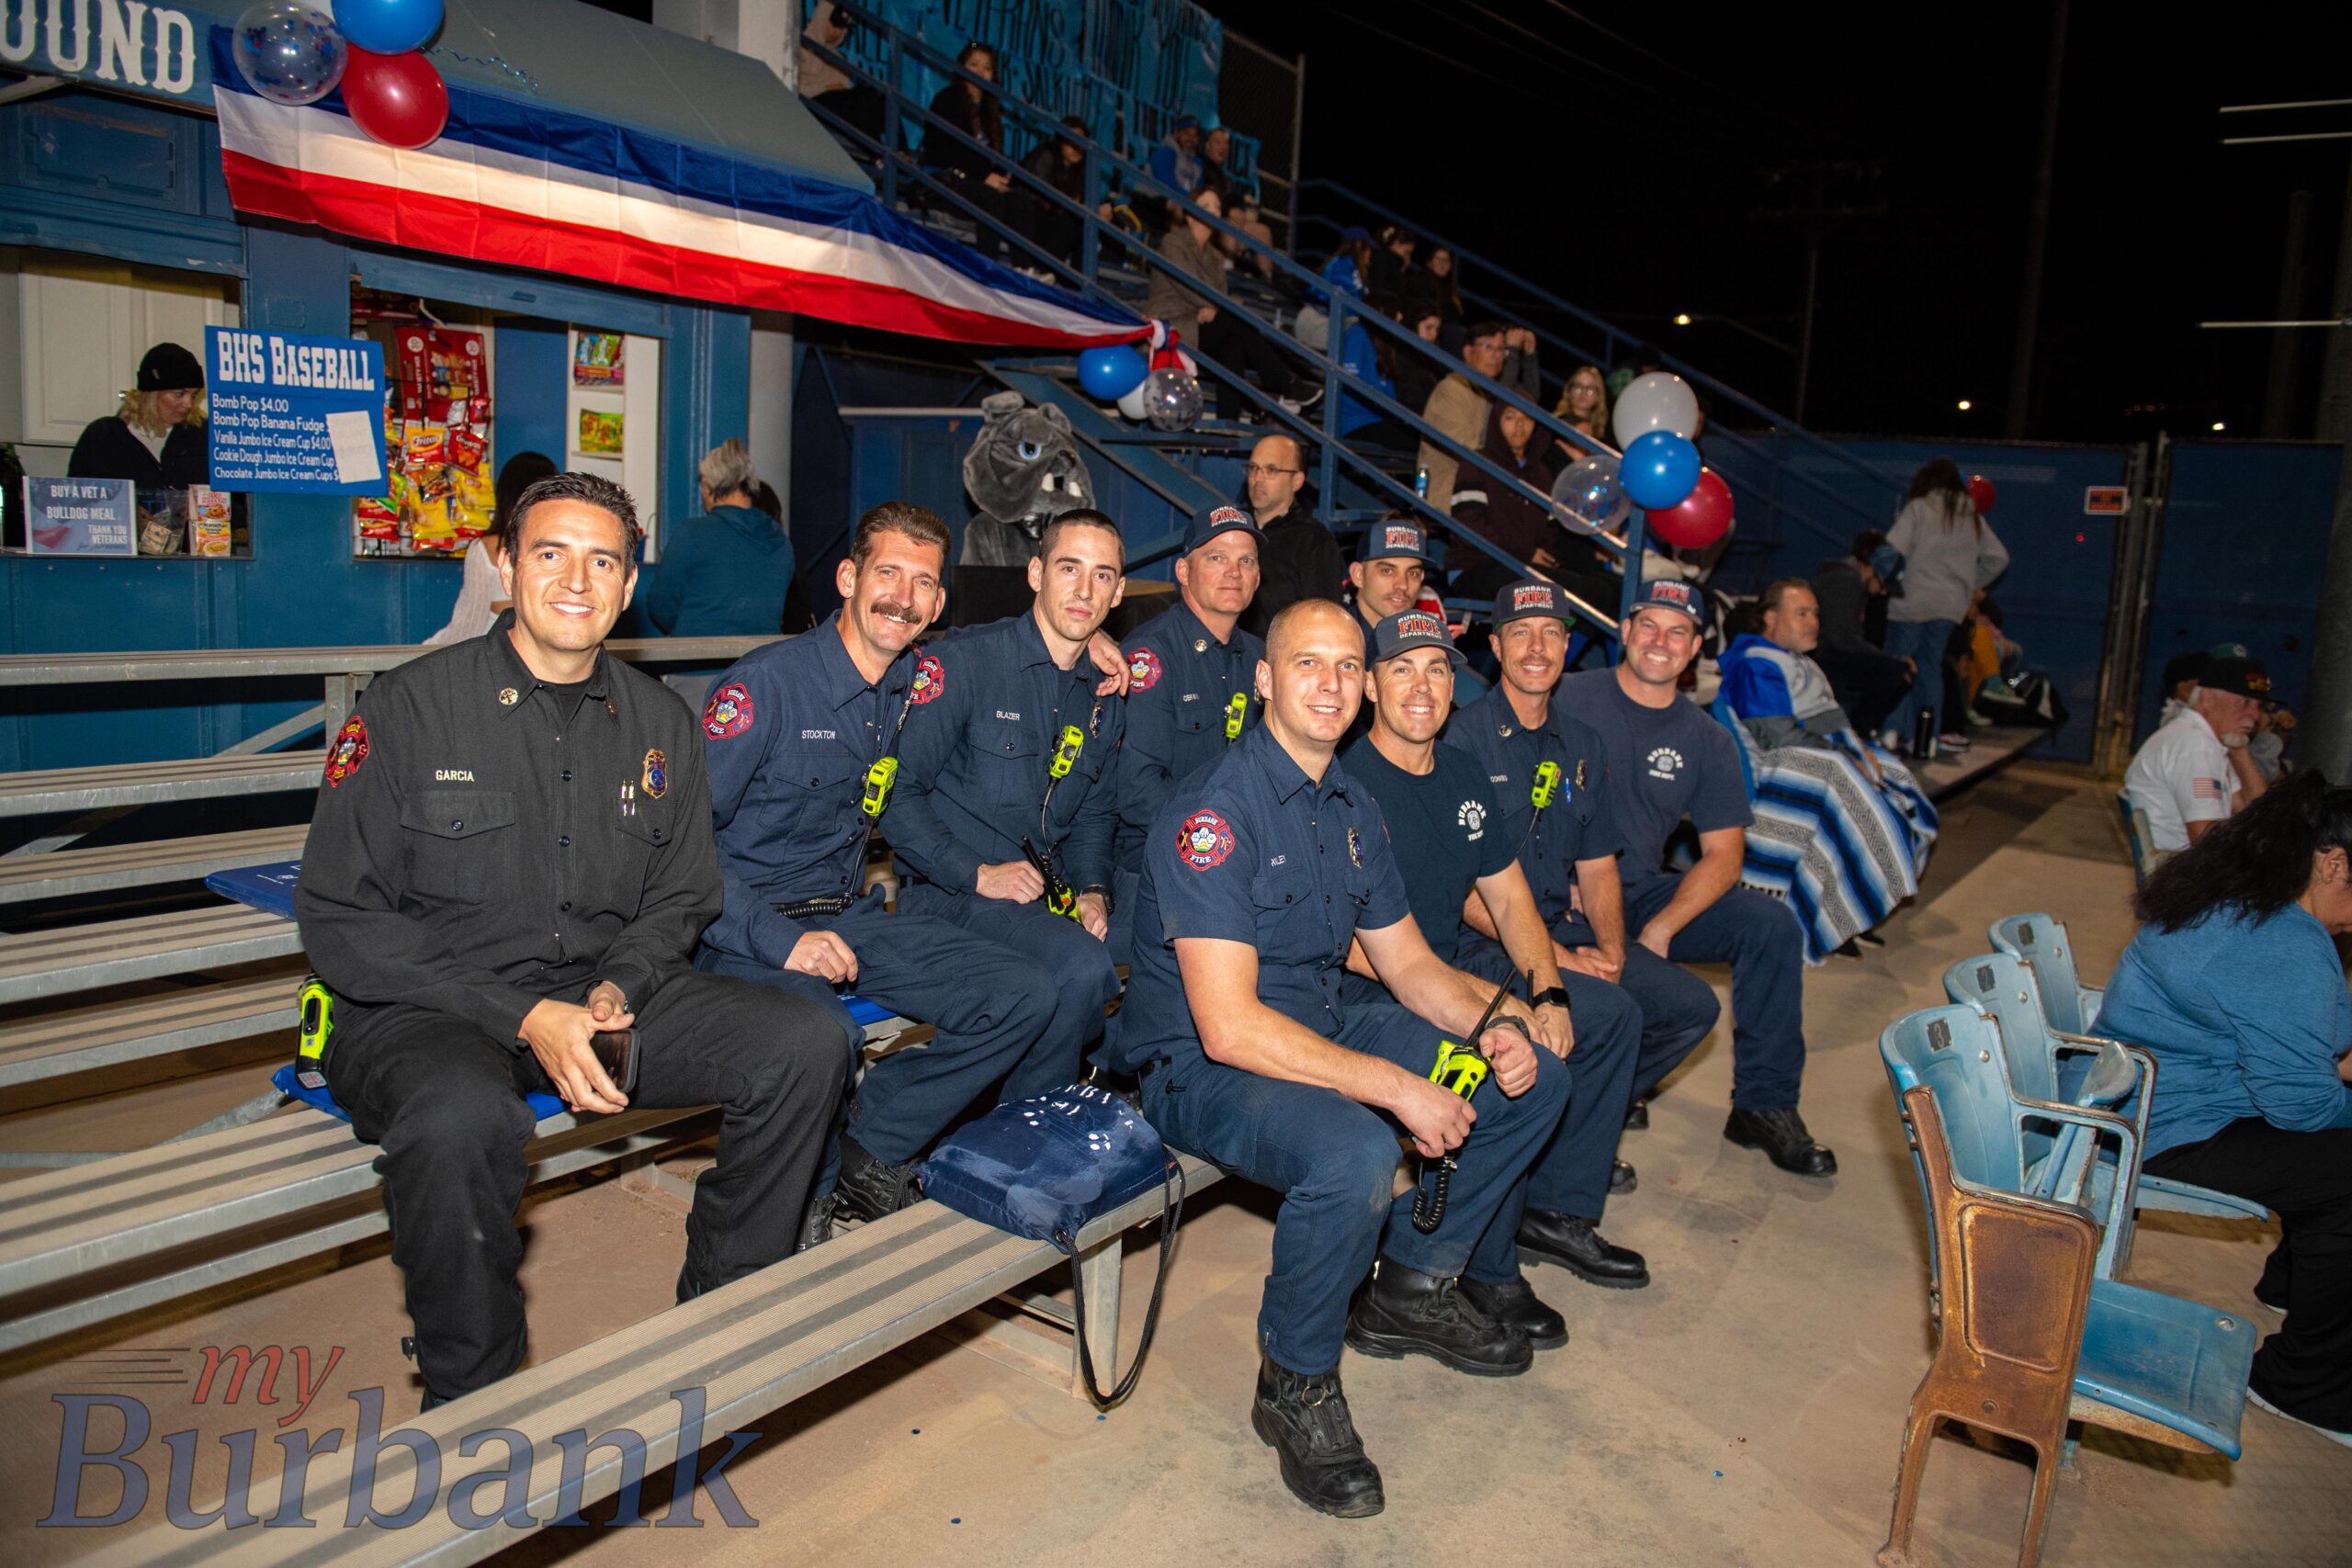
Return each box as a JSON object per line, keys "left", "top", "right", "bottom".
{"left": 1553, "top": 362, "right": 1611, "bottom": 457}
{"left": 69, "top": 343, "right": 209, "bottom": 489}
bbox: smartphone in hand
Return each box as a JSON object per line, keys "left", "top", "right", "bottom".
{"left": 590, "top": 1030, "right": 639, "bottom": 1095}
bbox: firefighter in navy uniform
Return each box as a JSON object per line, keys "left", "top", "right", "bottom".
{"left": 693, "top": 502, "right": 1057, "bottom": 1227}
{"left": 1107, "top": 502, "right": 1264, "bottom": 964}
{"left": 880, "top": 510, "right": 1129, "bottom": 1168}
{"left": 1103, "top": 599, "right": 1572, "bottom": 1518}
{"left": 293, "top": 473, "right": 845, "bottom": 1407}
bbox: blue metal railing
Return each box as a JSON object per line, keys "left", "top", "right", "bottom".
{"left": 808, "top": 0, "right": 1649, "bottom": 636}
{"left": 1297, "top": 179, "right": 1899, "bottom": 556}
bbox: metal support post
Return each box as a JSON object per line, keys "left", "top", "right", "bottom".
{"left": 1080, "top": 145, "right": 1102, "bottom": 285}
{"left": 880, "top": 32, "right": 901, "bottom": 209}
{"left": 1318, "top": 292, "right": 1346, "bottom": 512}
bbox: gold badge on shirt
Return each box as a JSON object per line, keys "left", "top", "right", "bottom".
{"left": 497, "top": 687, "right": 519, "bottom": 706}
{"left": 641, "top": 749, "right": 668, "bottom": 799}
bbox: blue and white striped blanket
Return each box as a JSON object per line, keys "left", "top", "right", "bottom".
{"left": 1711, "top": 701, "right": 1939, "bottom": 964}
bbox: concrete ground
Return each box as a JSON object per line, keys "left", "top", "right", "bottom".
{"left": 5, "top": 764, "right": 2348, "bottom": 1565}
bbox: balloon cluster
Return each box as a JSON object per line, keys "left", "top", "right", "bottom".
{"left": 1605, "top": 371, "right": 1730, "bottom": 550}
{"left": 232, "top": 0, "right": 450, "bottom": 150}
{"left": 1087, "top": 322, "right": 1200, "bottom": 430}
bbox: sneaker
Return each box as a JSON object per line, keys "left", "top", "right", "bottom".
{"left": 1938, "top": 731, "right": 1972, "bottom": 751}
{"left": 2246, "top": 1383, "right": 2352, "bottom": 1448}
{"left": 1344, "top": 1258, "right": 1532, "bottom": 1376}
{"left": 1251, "top": 1358, "right": 1385, "bottom": 1517}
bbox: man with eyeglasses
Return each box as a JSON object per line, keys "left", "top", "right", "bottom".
{"left": 1418, "top": 321, "right": 1510, "bottom": 514}
{"left": 1237, "top": 433, "right": 1345, "bottom": 641}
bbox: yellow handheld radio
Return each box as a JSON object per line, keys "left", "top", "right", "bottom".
{"left": 1224, "top": 692, "right": 1248, "bottom": 742}
{"left": 295, "top": 974, "right": 334, "bottom": 1089}
{"left": 1410, "top": 973, "right": 1518, "bottom": 1234}
{"left": 1047, "top": 725, "right": 1085, "bottom": 780}
{"left": 1531, "top": 759, "right": 1562, "bottom": 810}
{"left": 861, "top": 756, "right": 899, "bottom": 819}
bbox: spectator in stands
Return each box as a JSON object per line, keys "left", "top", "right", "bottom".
{"left": 646, "top": 440, "right": 795, "bottom": 637}
{"left": 1499, "top": 326, "right": 1543, "bottom": 405}
{"left": 2124, "top": 655, "right": 2272, "bottom": 854}
{"left": 1102, "top": 598, "right": 1572, "bottom": 1517}
{"left": 1552, "top": 362, "right": 1611, "bottom": 463}
{"left": 922, "top": 43, "right": 1028, "bottom": 259}
{"left": 1149, "top": 115, "right": 1204, "bottom": 203}
{"left": 797, "top": 3, "right": 883, "bottom": 141}
{"left": 1883, "top": 458, "right": 2008, "bottom": 753}
{"left": 2095, "top": 770, "right": 2352, "bottom": 1446}
{"left": 1808, "top": 532, "right": 1913, "bottom": 738}
{"left": 695, "top": 502, "right": 1059, "bottom": 1234}
{"left": 1224, "top": 189, "right": 1278, "bottom": 281}
{"left": 1023, "top": 114, "right": 1091, "bottom": 267}
{"left": 1348, "top": 606, "right": 1652, "bottom": 1301}
{"left": 1317, "top": 226, "right": 1374, "bottom": 305}
{"left": 294, "top": 471, "right": 846, "bottom": 1405}
{"left": 1446, "top": 404, "right": 1560, "bottom": 603}
{"left": 1556, "top": 579, "right": 1836, "bottom": 1176}
{"left": 69, "top": 341, "right": 209, "bottom": 491}
{"left": 1347, "top": 517, "right": 1434, "bottom": 645}
{"left": 1145, "top": 187, "right": 1314, "bottom": 419}
{"left": 1238, "top": 434, "right": 1346, "bottom": 639}
{"left": 1197, "top": 124, "right": 1234, "bottom": 202}
{"left": 1371, "top": 226, "right": 1416, "bottom": 298}
{"left": 1406, "top": 246, "right": 1465, "bottom": 340}
{"left": 1716, "top": 579, "right": 1939, "bottom": 957}
{"left": 1336, "top": 293, "right": 1414, "bottom": 452}
{"left": 1392, "top": 310, "right": 1446, "bottom": 426}
{"left": 1418, "top": 321, "right": 1509, "bottom": 514}
{"left": 426, "top": 450, "right": 555, "bottom": 647}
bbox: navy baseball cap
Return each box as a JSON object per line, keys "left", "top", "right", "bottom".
{"left": 1371, "top": 610, "right": 1468, "bottom": 669}
{"left": 2162, "top": 649, "right": 2211, "bottom": 691}
{"left": 1868, "top": 543, "right": 1906, "bottom": 598}
{"left": 1183, "top": 502, "right": 1262, "bottom": 555}
{"left": 2201, "top": 657, "right": 2271, "bottom": 700}
{"left": 1340, "top": 224, "right": 1373, "bottom": 245}
{"left": 1491, "top": 576, "right": 1572, "bottom": 627}
{"left": 1626, "top": 577, "right": 1705, "bottom": 624}
{"left": 1356, "top": 518, "right": 1431, "bottom": 563}
{"left": 2208, "top": 640, "right": 2252, "bottom": 661}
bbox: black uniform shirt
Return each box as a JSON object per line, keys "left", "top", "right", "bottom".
{"left": 293, "top": 614, "right": 719, "bottom": 1048}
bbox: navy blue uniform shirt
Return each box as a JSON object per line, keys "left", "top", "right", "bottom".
{"left": 886, "top": 612, "right": 1125, "bottom": 895}
{"left": 1553, "top": 670, "right": 1749, "bottom": 897}
{"left": 1114, "top": 598, "right": 1263, "bottom": 872}
{"left": 1443, "top": 682, "right": 1623, "bottom": 923}
{"left": 1339, "top": 736, "right": 1515, "bottom": 964}
{"left": 1109, "top": 722, "right": 1411, "bottom": 1073}
{"left": 699, "top": 613, "right": 912, "bottom": 966}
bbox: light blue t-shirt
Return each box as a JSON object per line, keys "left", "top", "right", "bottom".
{"left": 2096, "top": 903, "right": 2352, "bottom": 1157}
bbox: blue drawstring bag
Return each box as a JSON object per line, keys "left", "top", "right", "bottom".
{"left": 921, "top": 1082, "right": 1185, "bottom": 1408}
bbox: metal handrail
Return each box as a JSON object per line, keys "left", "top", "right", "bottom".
{"left": 1297, "top": 179, "right": 1901, "bottom": 516}
{"left": 809, "top": 4, "right": 1623, "bottom": 551}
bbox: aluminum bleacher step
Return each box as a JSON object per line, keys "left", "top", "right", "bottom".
{"left": 77, "top": 1154, "right": 1223, "bottom": 1564}
{"left": 0, "top": 752, "right": 325, "bottom": 818}
{"left": 0, "top": 904, "right": 304, "bottom": 1007}
{"left": 0, "top": 824, "right": 310, "bottom": 905}
{"left": 0, "top": 977, "right": 298, "bottom": 1089}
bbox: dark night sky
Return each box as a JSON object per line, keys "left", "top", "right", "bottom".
{"left": 1201, "top": 1, "right": 2350, "bottom": 445}
{"left": 589, "top": 0, "right": 2348, "bottom": 445}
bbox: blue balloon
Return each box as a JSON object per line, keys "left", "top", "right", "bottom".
{"left": 333, "top": 0, "right": 444, "bottom": 56}
{"left": 232, "top": 2, "right": 345, "bottom": 106}
{"left": 1620, "top": 430, "right": 1701, "bottom": 511}
{"left": 1078, "top": 345, "right": 1148, "bottom": 400}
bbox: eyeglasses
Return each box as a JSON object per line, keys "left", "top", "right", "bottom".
{"left": 1245, "top": 463, "right": 1301, "bottom": 478}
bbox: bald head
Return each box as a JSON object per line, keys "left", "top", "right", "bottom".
{"left": 1247, "top": 433, "right": 1307, "bottom": 522}
{"left": 1265, "top": 598, "right": 1362, "bottom": 664}
{"left": 1259, "top": 599, "right": 1365, "bottom": 763}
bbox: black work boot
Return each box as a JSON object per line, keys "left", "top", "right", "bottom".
{"left": 835, "top": 1134, "right": 923, "bottom": 1223}
{"left": 1344, "top": 1258, "right": 1532, "bottom": 1376}
{"left": 1251, "top": 1358, "right": 1385, "bottom": 1517}
{"left": 797, "top": 1189, "right": 840, "bottom": 1253}
{"left": 1623, "top": 1097, "right": 1650, "bottom": 1130}
{"left": 1458, "top": 1274, "right": 1567, "bottom": 1351}
{"left": 1724, "top": 1107, "right": 1838, "bottom": 1177}
{"left": 1518, "top": 1211, "right": 1650, "bottom": 1288}
{"left": 1611, "top": 1158, "right": 1638, "bottom": 1194}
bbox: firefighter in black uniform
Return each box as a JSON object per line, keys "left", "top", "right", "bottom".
{"left": 294, "top": 472, "right": 846, "bottom": 1406}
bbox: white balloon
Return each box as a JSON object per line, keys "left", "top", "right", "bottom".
{"left": 1611, "top": 371, "right": 1701, "bottom": 446}
{"left": 1118, "top": 379, "right": 1151, "bottom": 420}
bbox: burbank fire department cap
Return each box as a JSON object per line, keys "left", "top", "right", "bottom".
{"left": 2199, "top": 657, "right": 2271, "bottom": 700}
{"left": 1183, "top": 502, "right": 1262, "bottom": 556}
{"left": 1628, "top": 577, "right": 1704, "bottom": 624}
{"left": 1356, "top": 518, "right": 1431, "bottom": 563}
{"left": 1491, "top": 576, "right": 1572, "bottom": 628}
{"left": 1371, "top": 609, "right": 1468, "bottom": 670}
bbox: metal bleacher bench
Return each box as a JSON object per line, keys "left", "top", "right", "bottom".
{"left": 0, "top": 752, "right": 327, "bottom": 818}
{"left": 0, "top": 903, "right": 305, "bottom": 1007}
{"left": 0, "top": 824, "right": 309, "bottom": 905}
{"left": 83, "top": 1155, "right": 1219, "bottom": 1567}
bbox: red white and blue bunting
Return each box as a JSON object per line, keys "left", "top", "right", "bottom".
{"left": 209, "top": 31, "right": 1144, "bottom": 349}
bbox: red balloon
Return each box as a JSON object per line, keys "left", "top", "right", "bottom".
{"left": 341, "top": 47, "right": 448, "bottom": 151}
{"left": 1967, "top": 472, "right": 1996, "bottom": 514}
{"left": 1644, "top": 467, "right": 1733, "bottom": 549}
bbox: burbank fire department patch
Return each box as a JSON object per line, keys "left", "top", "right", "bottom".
{"left": 1178, "top": 809, "right": 1236, "bottom": 870}
{"left": 910, "top": 653, "right": 945, "bottom": 705}
{"left": 324, "top": 714, "right": 368, "bottom": 788}
{"left": 1127, "top": 646, "right": 1163, "bottom": 692}
{"left": 703, "top": 682, "right": 753, "bottom": 739}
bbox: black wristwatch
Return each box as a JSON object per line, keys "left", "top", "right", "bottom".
{"left": 1080, "top": 884, "right": 1113, "bottom": 914}
{"left": 1531, "top": 986, "right": 1572, "bottom": 1011}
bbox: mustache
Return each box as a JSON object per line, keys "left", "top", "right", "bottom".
{"left": 872, "top": 601, "right": 925, "bottom": 625}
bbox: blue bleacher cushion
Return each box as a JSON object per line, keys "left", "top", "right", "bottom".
{"left": 209, "top": 860, "right": 301, "bottom": 918}
{"left": 274, "top": 1063, "right": 564, "bottom": 1123}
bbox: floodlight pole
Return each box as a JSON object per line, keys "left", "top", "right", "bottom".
{"left": 2004, "top": 0, "right": 2069, "bottom": 440}
{"left": 2298, "top": 154, "right": 2352, "bottom": 781}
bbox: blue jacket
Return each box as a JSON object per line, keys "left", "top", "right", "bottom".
{"left": 1336, "top": 318, "right": 1394, "bottom": 437}
{"left": 1311, "top": 254, "right": 1364, "bottom": 309}
{"left": 1114, "top": 598, "right": 1263, "bottom": 872}
{"left": 646, "top": 504, "right": 794, "bottom": 637}
{"left": 885, "top": 612, "right": 1125, "bottom": 896}
{"left": 2097, "top": 903, "right": 2352, "bottom": 1157}
{"left": 698, "top": 615, "right": 913, "bottom": 966}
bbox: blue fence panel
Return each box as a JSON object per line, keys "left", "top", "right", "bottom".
{"left": 2139, "top": 440, "right": 2339, "bottom": 748}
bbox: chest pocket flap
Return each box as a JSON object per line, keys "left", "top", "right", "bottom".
{"left": 401, "top": 787, "right": 517, "bottom": 840}
{"left": 398, "top": 788, "right": 516, "bottom": 902}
